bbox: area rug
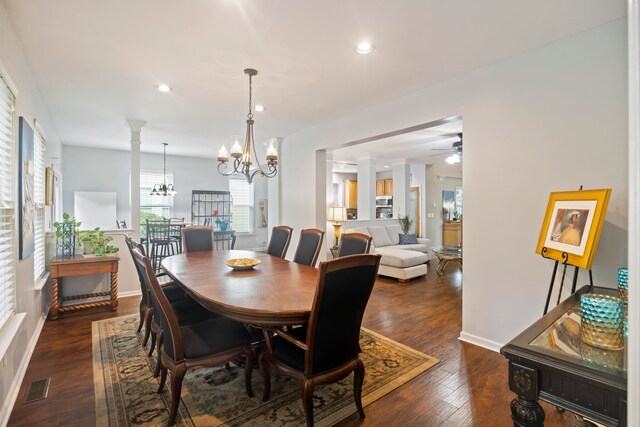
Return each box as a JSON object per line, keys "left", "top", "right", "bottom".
{"left": 93, "top": 315, "right": 438, "bottom": 426}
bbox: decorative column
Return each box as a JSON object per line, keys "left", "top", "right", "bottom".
{"left": 392, "top": 160, "right": 410, "bottom": 218}
{"left": 126, "top": 119, "right": 146, "bottom": 240}
{"left": 356, "top": 153, "right": 376, "bottom": 221}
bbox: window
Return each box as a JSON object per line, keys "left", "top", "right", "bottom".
{"left": 229, "top": 178, "right": 254, "bottom": 233}
{"left": 33, "top": 127, "right": 46, "bottom": 280}
{"left": 0, "top": 74, "right": 16, "bottom": 330}
{"left": 140, "top": 170, "right": 174, "bottom": 218}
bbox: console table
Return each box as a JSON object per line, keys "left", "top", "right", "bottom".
{"left": 501, "top": 285, "right": 626, "bottom": 426}
{"left": 49, "top": 255, "right": 119, "bottom": 320}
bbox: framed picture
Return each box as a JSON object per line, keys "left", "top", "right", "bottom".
{"left": 18, "top": 117, "right": 35, "bottom": 260}
{"left": 535, "top": 188, "right": 611, "bottom": 269}
{"left": 45, "top": 166, "right": 53, "bottom": 205}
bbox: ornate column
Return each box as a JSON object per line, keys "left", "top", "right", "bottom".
{"left": 126, "top": 119, "right": 146, "bottom": 240}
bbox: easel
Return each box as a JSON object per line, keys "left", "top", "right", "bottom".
{"left": 541, "top": 247, "right": 594, "bottom": 314}
{"left": 541, "top": 185, "right": 595, "bottom": 315}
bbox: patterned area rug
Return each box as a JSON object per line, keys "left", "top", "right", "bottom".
{"left": 93, "top": 315, "right": 439, "bottom": 426}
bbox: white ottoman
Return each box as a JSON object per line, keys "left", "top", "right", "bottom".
{"left": 376, "top": 249, "right": 428, "bottom": 283}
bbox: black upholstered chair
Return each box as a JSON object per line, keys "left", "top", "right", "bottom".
{"left": 259, "top": 254, "right": 382, "bottom": 427}
{"left": 125, "top": 235, "right": 184, "bottom": 346}
{"left": 131, "top": 248, "right": 255, "bottom": 426}
{"left": 292, "top": 228, "right": 325, "bottom": 267}
{"left": 267, "top": 225, "right": 293, "bottom": 258}
{"left": 182, "top": 226, "right": 215, "bottom": 253}
{"left": 337, "top": 232, "right": 372, "bottom": 257}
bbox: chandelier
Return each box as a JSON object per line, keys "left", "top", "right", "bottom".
{"left": 150, "top": 143, "right": 177, "bottom": 196}
{"left": 217, "top": 68, "right": 278, "bottom": 184}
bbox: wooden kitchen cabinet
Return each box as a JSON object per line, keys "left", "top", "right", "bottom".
{"left": 344, "top": 180, "right": 358, "bottom": 208}
{"left": 443, "top": 221, "right": 461, "bottom": 247}
{"left": 376, "top": 179, "right": 393, "bottom": 196}
{"left": 376, "top": 180, "right": 385, "bottom": 196}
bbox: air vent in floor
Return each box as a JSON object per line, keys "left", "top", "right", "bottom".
{"left": 24, "top": 378, "right": 50, "bottom": 403}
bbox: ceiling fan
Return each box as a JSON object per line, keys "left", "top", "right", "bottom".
{"left": 430, "top": 133, "right": 462, "bottom": 164}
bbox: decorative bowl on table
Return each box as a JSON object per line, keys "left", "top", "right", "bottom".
{"left": 224, "top": 258, "right": 261, "bottom": 271}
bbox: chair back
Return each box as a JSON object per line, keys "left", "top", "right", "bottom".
{"left": 182, "top": 226, "right": 215, "bottom": 253}
{"left": 147, "top": 219, "right": 171, "bottom": 243}
{"left": 116, "top": 220, "right": 127, "bottom": 229}
{"left": 293, "top": 228, "right": 325, "bottom": 267}
{"left": 337, "top": 233, "right": 372, "bottom": 257}
{"left": 304, "top": 254, "right": 381, "bottom": 375}
{"left": 267, "top": 225, "right": 293, "bottom": 258}
{"left": 125, "top": 235, "right": 150, "bottom": 304}
{"left": 131, "top": 248, "right": 184, "bottom": 363}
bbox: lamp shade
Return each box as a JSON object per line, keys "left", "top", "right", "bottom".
{"left": 327, "top": 206, "right": 346, "bottom": 222}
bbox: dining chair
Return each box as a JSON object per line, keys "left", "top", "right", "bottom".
{"left": 258, "top": 254, "right": 381, "bottom": 427}
{"left": 124, "top": 235, "right": 184, "bottom": 346}
{"left": 266, "top": 225, "right": 293, "bottom": 258}
{"left": 292, "top": 228, "right": 325, "bottom": 267}
{"left": 147, "top": 219, "right": 174, "bottom": 272}
{"left": 131, "top": 248, "right": 255, "bottom": 426}
{"left": 182, "top": 226, "right": 215, "bottom": 253}
{"left": 337, "top": 232, "right": 372, "bottom": 257}
{"left": 169, "top": 217, "right": 185, "bottom": 253}
{"left": 116, "top": 219, "right": 127, "bottom": 229}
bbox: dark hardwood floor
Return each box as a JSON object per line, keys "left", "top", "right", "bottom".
{"left": 8, "top": 263, "right": 573, "bottom": 426}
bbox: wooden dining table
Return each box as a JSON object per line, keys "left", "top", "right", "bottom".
{"left": 161, "top": 250, "right": 319, "bottom": 326}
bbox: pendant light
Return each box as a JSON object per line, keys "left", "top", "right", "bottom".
{"left": 150, "top": 143, "right": 176, "bottom": 196}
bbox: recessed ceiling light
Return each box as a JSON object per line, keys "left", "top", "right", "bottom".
{"left": 356, "top": 42, "right": 375, "bottom": 54}
{"left": 384, "top": 165, "right": 389, "bottom": 168}
{"left": 157, "top": 83, "right": 173, "bottom": 93}
{"left": 254, "top": 104, "right": 265, "bottom": 112}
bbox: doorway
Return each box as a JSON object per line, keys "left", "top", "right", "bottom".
{"left": 409, "top": 187, "right": 420, "bottom": 236}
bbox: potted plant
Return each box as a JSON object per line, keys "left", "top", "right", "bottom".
{"left": 78, "top": 227, "right": 100, "bottom": 255}
{"left": 398, "top": 215, "right": 414, "bottom": 235}
{"left": 53, "top": 213, "right": 81, "bottom": 258}
{"left": 78, "top": 227, "right": 118, "bottom": 256}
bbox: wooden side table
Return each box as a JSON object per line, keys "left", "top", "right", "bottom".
{"left": 49, "top": 255, "right": 119, "bottom": 320}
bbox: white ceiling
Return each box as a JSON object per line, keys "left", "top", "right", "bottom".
{"left": 3, "top": 0, "right": 626, "bottom": 158}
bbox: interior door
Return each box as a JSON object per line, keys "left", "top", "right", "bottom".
{"left": 409, "top": 187, "right": 420, "bottom": 236}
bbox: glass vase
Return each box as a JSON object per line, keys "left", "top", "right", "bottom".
{"left": 580, "top": 293, "right": 624, "bottom": 351}
{"left": 618, "top": 268, "right": 628, "bottom": 336}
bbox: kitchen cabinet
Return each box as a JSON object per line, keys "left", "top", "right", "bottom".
{"left": 344, "top": 180, "right": 358, "bottom": 209}
{"left": 376, "top": 179, "right": 393, "bottom": 196}
{"left": 443, "top": 222, "right": 461, "bottom": 247}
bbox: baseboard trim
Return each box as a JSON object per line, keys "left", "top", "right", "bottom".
{"left": 458, "top": 331, "right": 503, "bottom": 353}
{"left": 119, "top": 290, "right": 141, "bottom": 298}
{"left": 0, "top": 313, "right": 47, "bottom": 427}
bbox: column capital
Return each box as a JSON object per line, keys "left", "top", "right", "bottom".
{"left": 125, "top": 119, "right": 147, "bottom": 132}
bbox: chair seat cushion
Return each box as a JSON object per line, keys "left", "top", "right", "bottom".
{"left": 161, "top": 283, "right": 185, "bottom": 302}
{"left": 181, "top": 317, "right": 252, "bottom": 359}
{"left": 272, "top": 327, "right": 307, "bottom": 371}
{"left": 375, "top": 248, "right": 428, "bottom": 268}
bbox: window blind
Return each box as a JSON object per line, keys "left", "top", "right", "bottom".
{"left": 0, "top": 74, "right": 16, "bottom": 330}
{"left": 229, "top": 179, "right": 254, "bottom": 233}
{"left": 34, "top": 128, "right": 46, "bottom": 280}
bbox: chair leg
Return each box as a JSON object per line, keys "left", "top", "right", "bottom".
{"left": 157, "top": 364, "right": 168, "bottom": 393}
{"left": 301, "top": 380, "right": 315, "bottom": 427}
{"left": 354, "top": 358, "right": 366, "bottom": 419}
{"left": 148, "top": 330, "right": 157, "bottom": 357}
{"left": 244, "top": 348, "right": 254, "bottom": 398}
{"left": 137, "top": 301, "right": 145, "bottom": 332}
{"left": 258, "top": 353, "right": 271, "bottom": 402}
{"left": 142, "top": 309, "right": 153, "bottom": 346}
{"left": 168, "top": 365, "right": 187, "bottom": 426}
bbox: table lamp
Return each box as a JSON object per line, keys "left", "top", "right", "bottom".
{"left": 327, "top": 206, "right": 346, "bottom": 247}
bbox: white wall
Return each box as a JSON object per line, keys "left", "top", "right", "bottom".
{"left": 0, "top": 2, "right": 63, "bottom": 423}
{"left": 281, "top": 19, "right": 628, "bottom": 349}
{"left": 425, "top": 162, "right": 463, "bottom": 248}
{"left": 62, "top": 145, "right": 269, "bottom": 250}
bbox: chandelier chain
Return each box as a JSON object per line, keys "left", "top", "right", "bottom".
{"left": 247, "top": 74, "right": 253, "bottom": 120}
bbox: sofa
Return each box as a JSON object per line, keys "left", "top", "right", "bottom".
{"left": 343, "top": 224, "right": 432, "bottom": 282}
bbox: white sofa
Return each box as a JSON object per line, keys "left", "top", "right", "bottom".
{"left": 344, "top": 224, "right": 432, "bottom": 282}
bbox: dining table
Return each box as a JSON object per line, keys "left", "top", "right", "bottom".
{"left": 161, "top": 250, "right": 320, "bottom": 326}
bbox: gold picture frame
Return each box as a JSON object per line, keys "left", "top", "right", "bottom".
{"left": 535, "top": 188, "right": 611, "bottom": 269}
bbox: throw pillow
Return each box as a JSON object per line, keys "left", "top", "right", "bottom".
{"left": 399, "top": 234, "right": 419, "bottom": 245}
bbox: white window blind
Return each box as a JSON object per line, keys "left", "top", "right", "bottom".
{"left": 34, "top": 128, "right": 46, "bottom": 280}
{"left": 229, "top": 179, "right": 254, "bottom": 233}
{"left": 0, "top": 74, "right": 16, "bottom": 330}
{"left": 140, "top": 170, "right": 174, "bottom": 218}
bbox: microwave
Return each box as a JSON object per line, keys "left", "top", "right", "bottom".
{"left": 376, "top": 197, "right": 392, "bottom": 206}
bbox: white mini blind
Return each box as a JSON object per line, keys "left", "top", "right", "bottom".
{"left": 34, "top": 128, "right": 46, "bottom": 280}
{"left": 0, "top": 74, "right": 16, "bottom": 330}
{"left": 229, "top": 179, "right": 254, "bottom": 233}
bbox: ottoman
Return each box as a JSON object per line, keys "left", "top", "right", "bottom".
{"left": 376, "top": 248, "right": 428, "bottom": 283}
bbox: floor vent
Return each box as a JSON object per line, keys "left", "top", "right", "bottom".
{"left": 24, "top": 378, "right": 50, "bottom": 403}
